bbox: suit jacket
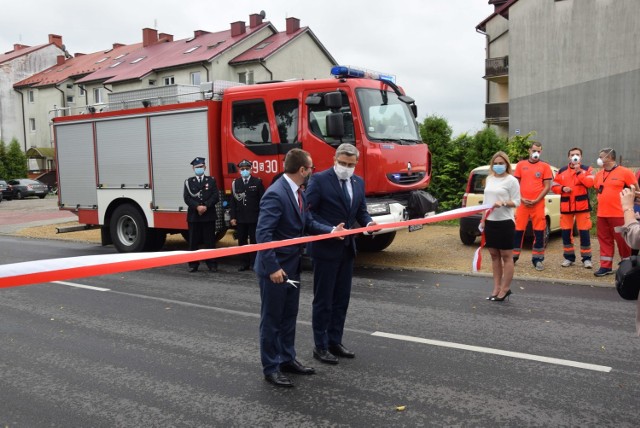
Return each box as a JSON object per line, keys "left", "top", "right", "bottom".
{"left": 306, "top": 168, "right": 372, "bottom": 260}
{"left": 183, "top": 175, "right": 219, "bottom": 223}
{"left": 255, "top": 176, "right": 332, "bottom": 277}
{"left": 230, "top": 175, "right": 265, "bottom": 223}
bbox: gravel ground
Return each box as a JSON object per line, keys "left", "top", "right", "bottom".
{"left": 13, "top": 219, "right": 615, "bottom": 287}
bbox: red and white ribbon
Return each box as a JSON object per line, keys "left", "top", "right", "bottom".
{"left": 472, "top": 208, "right": 494, "bottom": 272}
{"left": 0, "top": 205, "right": 492, "bottom": 288}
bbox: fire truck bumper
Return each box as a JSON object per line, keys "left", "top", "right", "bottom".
{"left": 365, "top": 201, "right": 408, "bottom": 235}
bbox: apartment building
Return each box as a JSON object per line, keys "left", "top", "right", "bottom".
{"left": 477, "top": 0, "right": 640, "bottom": 166}
{"left": 0, "top": 35, "right": 65, "bottom": 151}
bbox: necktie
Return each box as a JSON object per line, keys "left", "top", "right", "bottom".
{"left": 341, "top": 179, "right": 351, "bottom": 207}
{"left": 297, "top": 187, "right": 303, "bottom": 213}
{"left": 244, "top": 179, "right": 248, "bottom": 185}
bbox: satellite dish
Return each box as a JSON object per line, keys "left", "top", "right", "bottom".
{"left": 259, "top": 10, "right": 266, "bottom": 19}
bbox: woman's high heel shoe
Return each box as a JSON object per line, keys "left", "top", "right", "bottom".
{"left": 486, "top": 295, "right": 497, "bottom": 300}
{"left": 490, "top": 289, "right": 512, "bottom": 302}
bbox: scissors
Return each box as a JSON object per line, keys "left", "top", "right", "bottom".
{"left": 284, "top": 277, "right": 299, "bottom": 288}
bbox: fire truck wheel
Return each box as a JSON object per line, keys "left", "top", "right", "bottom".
{"left": 356, "top": 231, "right": 396, "bottom": 252}
{"left": 145, "top": 230, "right": 167, "bottom": 251}
{"left": 110, "top": 204, "right": 148, "bottom": 253}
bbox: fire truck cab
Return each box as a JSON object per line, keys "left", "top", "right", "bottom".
{"left": 53, "top": 66, "right": 432, "bottom": 253}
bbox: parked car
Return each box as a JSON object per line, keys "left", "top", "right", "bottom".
{"left": 6, "top": 179, "right": 49, "bottom": 199}
{"left": 459, "top": 164, "right": 561, "bottom": 246}
{"left": 0, "top": 179, "right": 11, "bottom": 201}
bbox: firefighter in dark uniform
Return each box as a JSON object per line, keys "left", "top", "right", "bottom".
{"left": 183, "top": 157, "right": 219, "bottom": 272}
{"left": 230, "top": 159, "right": 265, "bottom": 271}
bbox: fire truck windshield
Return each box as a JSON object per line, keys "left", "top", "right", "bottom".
{"left": 356, "top": 88, "right": 421, "bottom": 144}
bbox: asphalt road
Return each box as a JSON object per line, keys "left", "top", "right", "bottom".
{"left": 0, "top": 236, "right": 638, "bottom": 427}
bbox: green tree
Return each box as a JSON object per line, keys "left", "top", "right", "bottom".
{"left": 463, "top": 127, "right": 508, "bottom": 169}
{"left": 0, "top": 140, "right": 8, "bottom": 179}
{"left": 5, "top": 139, "right": 27, "bottom": 179}
{"left": 506, "top": 131, "right": 537, "bottom": 163}
{"left": 420, "top": 115, "right": 457, "bottom": 210}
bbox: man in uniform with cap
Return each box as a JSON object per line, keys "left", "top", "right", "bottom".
{"left": 183, "top": 157, "right": 219, "bottom": 272}
{"left": 230, "top": 159, "right": 265, "bottom": 271}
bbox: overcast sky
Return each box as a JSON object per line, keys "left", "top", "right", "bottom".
{"left": 1, "top": 0, "right": 494, "bottom": 137}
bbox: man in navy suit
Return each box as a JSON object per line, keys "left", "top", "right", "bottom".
{"left": 255, "top": 148, "right": 344, "bottom": 388}
{"left": 306, "top": 143, "right": 376, "bottom": 364}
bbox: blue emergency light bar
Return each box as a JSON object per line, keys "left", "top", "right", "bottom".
{"left": 331, "top": 65, "right": 396, "bottom": 83}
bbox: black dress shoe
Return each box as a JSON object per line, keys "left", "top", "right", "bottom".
{"left": 313, "top": 347, "right": 338, "bottom": 365}
{"left": 329, "top": 344, "right": 355, "bottom": 358}
{"left": 280, "top": 359, "right": 316, "bottom": 375}
{"left": 264, "top": 371, "right": 294, "bottom": 387}
{"left": 188, "top": 265, "right": 199, "bottom": 273}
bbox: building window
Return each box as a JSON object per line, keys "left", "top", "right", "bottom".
{"left": 149, "top": 79, "right": 156, "bottom": 86}
{"left": 184, "top": 46, "right": 201, "bottom": 54}
{"left": 67, "top": 95, "right": 74, "bottom": 103}
{"left": 94, "top": 88, "right": 103, "bottom": 103}
{"left": 131, "top": 56, "right": 145, "bottom": 64}
{"left": 164, "top": 76, "right": 175, "bottom": 85}
{"left": 190, "top": 72, "right": 201, "bottom": 86}
{"left": 29, "top": 118, "right": 36, "bottom": 132}
{"left": 238, "top": 71, "right": 254, "bottom": 85}
{"left": 28, "top": 90, "right": 35, "bottom": 103}
{"left": 79, "top": 86, "right": 86, "bottom": 96}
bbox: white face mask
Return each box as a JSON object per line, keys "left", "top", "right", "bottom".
{"left": 531, "top": 151, "right": 540, "bottom": 160}
{"left": 571, "top": 155, "right": 581, "bottom": 164}
{"left": 596, "top": 158, "right": 604, "bottom": 167}
{"left": 334, "top": 164, "right": 355, "bottom": 180}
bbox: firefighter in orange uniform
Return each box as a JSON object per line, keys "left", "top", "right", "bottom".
{"left": 592, "top": 148, "right": 639, "bottom": 277}
{"left": 551, "top": 147, "right": 594, "bottom": 268}
{"left": 513, "top": 141, "right": 553, "bottom": 271}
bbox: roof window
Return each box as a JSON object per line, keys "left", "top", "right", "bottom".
{"left": 184, "top": 45, "right": 201, "bottom": 54}
{"left": 131, "top": 56, "right": 146, "bottom": 64}
{"left": 95, "top": 57, "right": 109, "bottom": 64}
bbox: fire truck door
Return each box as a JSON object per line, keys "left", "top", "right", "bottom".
{"left": 228, "top": 98, "right": 301, "bottom": 184}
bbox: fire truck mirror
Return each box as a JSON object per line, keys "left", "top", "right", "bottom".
{"left": 305, "top": 95, "right": 322, "bottom": 105}
{"left": 324, "top": 92, "right": 342, "bottom": 109}
{"left": 326, "top": 112, "right": 345, "bottom": 138}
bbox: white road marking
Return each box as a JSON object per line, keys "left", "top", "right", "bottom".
{"left": 53, "top": 281, "right": 110, "bottom": 291}
{"left": 372, "top": 331, "right": 612, "bottom": 373}
{"left": 49, "top": 280, "right": 614, "bottom": 374}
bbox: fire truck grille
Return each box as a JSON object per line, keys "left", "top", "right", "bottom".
{"left": 386, "top": 172, "right": 426, "bottom": 185}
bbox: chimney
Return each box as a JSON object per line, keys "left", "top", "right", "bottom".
{"left": 48, "top": 34, "right": 63, "bottom": 48}
{"left": 159, "top": 33, "right": 174, "bottom": 42}
{"left": 13, "top": 43, "right": 30, "bottom": 51}
{"left": 142, "top": 28, "right": 158, "bottom": 47}
{"left": 488, "top": 0, "right": 508, "bottom": 11}
{"left": 56, "top": 55, "right": 65, "bottom": 65}
{"left": 230, "top": 21, "right": 246, "bottom": 37}
{"left": 112, "top": 43, "right": 125, "bottom": 49}
{"left": 194, "top": 30, "right": 210, "bottom": 38}
{"left": 249, "top": 13, "right": 263, "bottom": 28}
{"left": 286, "top": 17, "right": 300, "bottom": 35}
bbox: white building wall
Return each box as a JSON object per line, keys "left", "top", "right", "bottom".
{"left": 0, "top": 45, "right": 63, "bottom": 150}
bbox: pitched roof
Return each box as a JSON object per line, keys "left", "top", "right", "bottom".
{"left": 476, "top": 0, "right": 520, "bottom": 32}
{"left": 0, "top": 44, "right": 52, "bottom": 65}
{"left": 13, "top": 43, "right": 143, "bottom": 89}
{"left": 229, "top": 26, "right": 337, "bottom": 65}
{"left": 76, "top": 22, "right": 276, "bottom": 85}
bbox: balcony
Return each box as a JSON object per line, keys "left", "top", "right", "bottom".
{"left": 485, "top": 102, "right": 509, "bottom": 124}
{"left": 484, "top": 56, "right": 508, "bottom": 82}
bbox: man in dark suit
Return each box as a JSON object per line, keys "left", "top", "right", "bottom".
{"left": 306, "top": 143, "right": 375, "bottom": 364}
{"left": 183, "top": 157, "right": 219, "bottom": 273}
{"left": 255, "top": 148, "right": 344, "bottom": 388}
{"left": 230, "top": 159, "right": 265, "bottom": 271}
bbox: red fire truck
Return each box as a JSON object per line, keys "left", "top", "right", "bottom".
{"left": 52, "top": 66, "right": 432, "bottom": 253}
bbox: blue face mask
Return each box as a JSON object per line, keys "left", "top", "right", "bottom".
{"left": 492, "top": 164, "right": 507, "bottom": 175}
{"left": 194, "top": 167, "right": 205, "bottom": 176}
{"left": 240, "top": 169, "right": 251, "bottom": 179}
